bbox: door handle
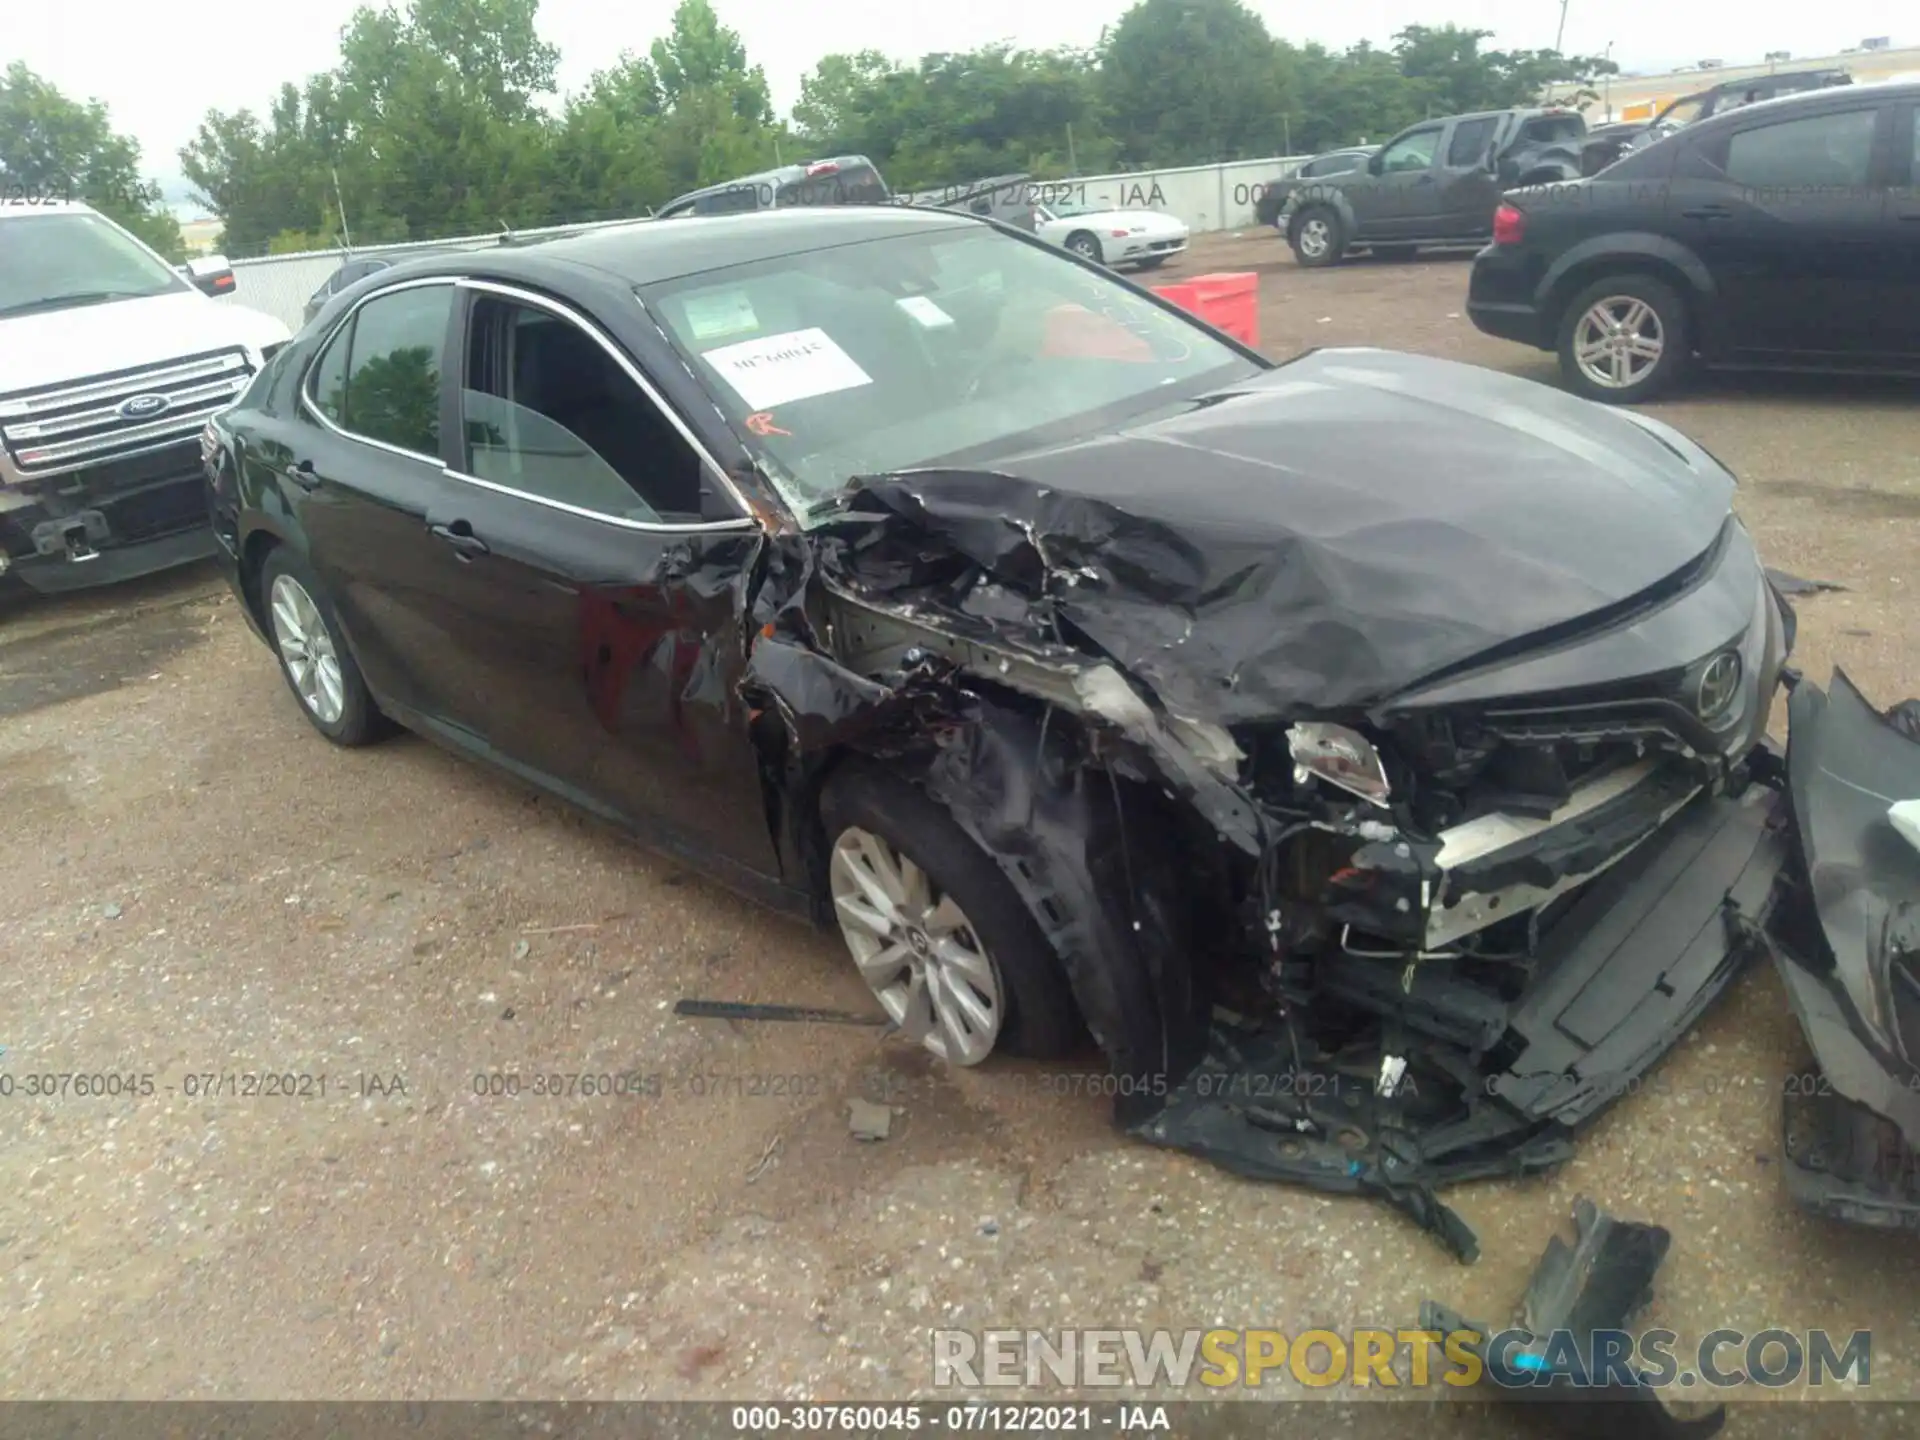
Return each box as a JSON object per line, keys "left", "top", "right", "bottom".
{"left": 286, "top": 458, "right": 321, "bottom": 491}
{"left": 428, "top": 520, "right": 490, "bottom": 559}
{"left": 1681, "top": 205, "right": 1733, "bottom": 220}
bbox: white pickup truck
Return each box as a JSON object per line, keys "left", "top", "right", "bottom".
{"left": 0, "top": 200, "right": 291, "bottom": 593}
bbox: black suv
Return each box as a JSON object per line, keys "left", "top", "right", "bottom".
{"left": 1581, "top": 68, "right": 1854, "bottom": 173}
{"left": 1280, "top": 108, "right": 1586, "bottom": 266}
{"left": 655, "top": 156, "right": 890, "bottom": 220}
{"left": 1467, "top": 81, "right": 1920, "bottom": 403}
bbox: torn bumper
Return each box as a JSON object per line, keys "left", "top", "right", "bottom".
{"left": 1131, "top": 776, "right": 1790, "bottom": 1262}
{"left": 0, "top": 440, "right": 216, "bottom": 592}
{"left": 1767, "top": 671, "right": 1920, "bottom": 1228}
{"left": 1421, "top": 1198, "right": 1726, "bottom": 1439}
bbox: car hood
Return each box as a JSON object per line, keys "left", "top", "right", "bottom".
{"left": 1059, "top": 209, "right": 1187, "bottom": 236}
{"left": 0, "top": 290, "right": 290, "bottom": 396}
{"left": 824, "top": 347, "right": 1736, "bottom": 726}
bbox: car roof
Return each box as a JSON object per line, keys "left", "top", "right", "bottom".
{"left": 662, "top": 154, "right": 883, "bottom": 208}
{"left": 365, "top": 206, "right": 981, "bottom": 290}
{"left": 1682, "top": 77, "right": 1920, "bottom": 130}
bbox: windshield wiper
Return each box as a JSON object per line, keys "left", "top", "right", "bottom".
{"left": 0, "top": 290, "right": 156, "bottom": 319}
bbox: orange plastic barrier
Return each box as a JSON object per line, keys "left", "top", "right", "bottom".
{"left": 1151, "top": 271, "right": 1259, "bottom": 348}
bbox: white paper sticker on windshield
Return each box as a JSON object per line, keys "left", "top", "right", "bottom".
{"left": 896, "top": 295, "right": 954, "bottom": 328}
{"left": 701, "top": 328, "right": 872, "bottom": 409}
{"left": 681, "top": 290, "right": 760, "bottom": 341}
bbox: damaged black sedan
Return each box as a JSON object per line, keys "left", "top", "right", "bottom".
{"left": 203, "top": 206, "right": 1920, "bottom": 1260}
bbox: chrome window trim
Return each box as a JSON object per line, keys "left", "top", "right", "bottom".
{"left": 297, "top": 275, "right": 458, "bottom": 467}
{"left": 433, "top": 463, "right": 759, "bottom": 535}
{"left": 450, "top": 278, "right": 756, "bottom": 530}
{"left": 293, "top": 273, "right": 765, "bottom": 534}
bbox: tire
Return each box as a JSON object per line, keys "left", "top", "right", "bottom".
{"left": 1064, "top": 230, "right": 1103, "bottom": 265}
{"left": 1289, "top": 206, "right": 1346, "bottom": 267}
{"left": 819, "top": 761, "right": 1082, "bottom": 1065}
{"left": 259, "top": 546, "right": 385, "bottom": 746}
{"left": 1555, "top": 273, "right": 1692, "bottom": 404}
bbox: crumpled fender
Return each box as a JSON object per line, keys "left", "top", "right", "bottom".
{"left": 1772, "top": 670, "right": 1920, "bottom": 1147}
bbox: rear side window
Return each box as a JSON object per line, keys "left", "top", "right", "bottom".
{"left": 1304, "top": 153, "right": 1362, "bottom": 177}
{"left": 694, "top": 186, "right": 762, "bottom": 216}
{"left": 1446, "top": 118, "right": 1500, "bottom": 166}
{"left": 1722, "top": 108, "right": 1877, "bottom": 190}
{"left": 307, "top": 283, "right": 453, "bottom": 457}
{"left": 309, "top": 321, "right": 351, "bottom": 424}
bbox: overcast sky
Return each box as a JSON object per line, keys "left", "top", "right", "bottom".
{"left": 6, "top": 0, "right": 1904, "bottom": 204}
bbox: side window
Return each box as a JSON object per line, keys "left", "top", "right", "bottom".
{"left": 1304, "top": 155, "right": 1356, "bottom": 178}
{"left": 1446, "top": 118, "right": 1500, "bottom": 167}
{"left": 695, "top": 185, "right": 762, "bottom": 216}
{"left": 459, "top": 296, "right": 706, "bottom": 523}
{"left": 334, "top": 285, "right": 453, "bottom": 456}
{"left": 308, "top": 318, "right": 352, "bottom": 425}
{"left": 1379, "top": 127, "right": 1442, "bottom": 173}
{"left": 1722, "top": 108, "right": 1878, "bottom": 190}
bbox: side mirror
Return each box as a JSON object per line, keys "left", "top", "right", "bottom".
{"left": 1367, "top": 153, "right": 1385, "bottom": 175}
{"left": 187, "top": 254, "right": 236, "bottom": 297}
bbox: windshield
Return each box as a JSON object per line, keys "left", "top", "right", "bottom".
{"left": 0, "top": 210, "right": 187, "bottom": 317}
{"left": 1656, "top": 93, "right": 1712, "bottom": 132}
{"left": 641, "top": 226, "right": 1261, "bottom": 520}
{"left": 1041, "top": 201, "right": 1105, "bottom": 219}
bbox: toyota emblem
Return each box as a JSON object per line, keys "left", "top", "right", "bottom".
{"left": 1696, "top": 651, "right": 1742, "bottom": 720}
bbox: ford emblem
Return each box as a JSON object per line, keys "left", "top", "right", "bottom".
{"left": 118, "top": 393, "right": 172, "bottom": 421}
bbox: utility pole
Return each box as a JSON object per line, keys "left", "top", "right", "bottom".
{"left": 1066, "top": 122, "right": 1078, "bottom": 173}
{"left": 1554, "top": 0, "right": 1570, "bottom": 53}
{"left": 331, "top": 165, "right": 353, "bottom": 252}
{"left": 1603, "top": 41, "right": 1614, "bottom": 119}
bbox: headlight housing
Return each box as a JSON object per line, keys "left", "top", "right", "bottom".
{"left": 1288, "top": 721, "right": 1391, "bottom": 807}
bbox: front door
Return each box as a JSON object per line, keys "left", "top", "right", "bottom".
{"left": 1352, "top": 123, "right": 1446, "bottom": 241}
{"left": 403, "top": 280, "right": 782, "bottom": 881}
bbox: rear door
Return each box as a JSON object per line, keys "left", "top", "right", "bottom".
{"left": 288, "top": 278, "right": 489, "bottom": 730}
{"left": 1353, "top": 122, "right": 1446, "bottom": 240}
{"left": 1880, "top": 100, "right": 1920, "bottom": 362}
{"left": 1669, "top": 99, "right": 1895, "bottom": 359}
{"left": 1436, "top": 115, "right": 1505, "bottom": 237}
{"left": 407, "top": 279, "right": 781, "bottom": 878}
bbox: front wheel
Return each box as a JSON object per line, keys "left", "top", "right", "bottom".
{"left": 820, "top": 762, "right": 1082, "bottom": 1065}
{"left": 1064, "top": 231, "right": 1104, "bottom": 265}
{"left": 1555, "top": 274, "right": 1692, "bottom": 403}
{"left": 1289, "top": 207, "right": 1346, "bottom": 267}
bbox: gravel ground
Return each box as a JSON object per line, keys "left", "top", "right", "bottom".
{"left": 3, "top": 232, "right": 1919, "bottom": 1430}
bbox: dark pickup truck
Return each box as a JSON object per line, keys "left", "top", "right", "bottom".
{"left": 1273, "top": 107, "right": 1587, "bottom": 267}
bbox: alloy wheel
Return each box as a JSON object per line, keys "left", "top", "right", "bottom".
{"left": 829, "top": 826, "right": 1004, "bottom": 1065}
{"left": 1067, "top": 236, "right": 1100, "bottom": 262}
{"left": 268, "top": 573, "right": 346, "bottom": 725}
{"left": 1297, "top": 218, "right": 1330, "bottom": 258}
{"left": 1573, "top": 295, "right": 1665, "bottom": 390}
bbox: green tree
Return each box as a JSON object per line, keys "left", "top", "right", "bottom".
{"left": 0, "top": 62, "right": 185, "bottom": 260}
{"left": 649, "top": 0, "right": 772, "bottom": 124}
{"left": 1097, "top": 0, "right": 1292, "bottom": 166}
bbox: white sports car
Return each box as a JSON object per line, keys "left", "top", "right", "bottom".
{"left": 1033, "top": 202, "right": 1189, "bottom": 270}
